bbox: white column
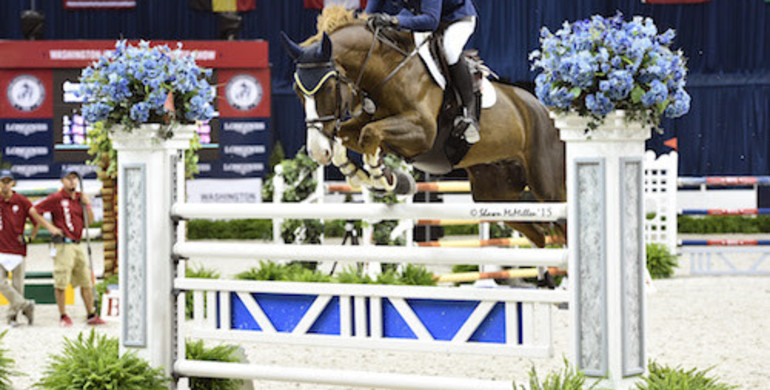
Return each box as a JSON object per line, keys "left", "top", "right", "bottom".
{"left": 556, "top": 111, "right": 649, "bottom": 389}
{"left": 112, "top": 124, "right": 194, "bottom": 377}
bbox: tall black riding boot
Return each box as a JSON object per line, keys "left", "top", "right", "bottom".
{"left": 448, "top": 57, "right": 480, "bottom": 144}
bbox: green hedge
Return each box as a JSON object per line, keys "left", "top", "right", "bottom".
{"left": 678, "top": 215, "right": 770, "bottom": 234}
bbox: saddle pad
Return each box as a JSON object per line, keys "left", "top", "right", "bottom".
{"left": 414, "top": 32, "right": 497, "bottom": 109}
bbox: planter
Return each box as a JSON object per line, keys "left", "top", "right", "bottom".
{"left": 109, "top": 123, "right": 197, "bottom": 151}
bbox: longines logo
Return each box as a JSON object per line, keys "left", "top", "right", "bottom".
{"left": 11, "top": 165, "right": 48, "bottom": 177}
{"left": 61, "top": 164, "right": 96, "bottom": 177}
{"left": 223, "top": 121, "right": 265, "bottom": 136}
{"left": 225, "top": 75, "right": 263, "bottom": 111}
{"left": 4, "top": 146, "right": 48, "bottom": 160}
{"left": 197, "top": 163, "right": 212, "bottom": 172}
{"left": 224, "top": 145, "right": 265, "bottom": 158}
{"left": 7, "top": 75, "right": 46, "bottom": 112}
{"left": 223, "top": 163, "right": 264, "bottom": 176}
{"left": 5, "top": 122, "right": 48, "bottom": 136}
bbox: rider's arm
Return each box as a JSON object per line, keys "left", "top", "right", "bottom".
{"left": 396, "top": 0, "right": 440, "bottom": 32}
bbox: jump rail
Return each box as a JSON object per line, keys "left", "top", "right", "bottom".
{"left": 679, "top": 208, "right": 770, "bottom": 215}
{"left": 678, "top": 176, "right": 770, "bottom": 187}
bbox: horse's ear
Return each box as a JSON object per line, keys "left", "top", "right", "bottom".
{"left": 320, "top": 32, "right": 333, "bottom": 60}
{"left": 280, "top": 31, "right": 304, "bottom": 61}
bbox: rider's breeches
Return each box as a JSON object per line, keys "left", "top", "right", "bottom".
{"left": 442, "top": 17, "right": 477, "bottom": 65}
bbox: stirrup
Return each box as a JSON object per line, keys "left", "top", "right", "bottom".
{"left": 454, "top": 115, "right": 480, "bottom": 144}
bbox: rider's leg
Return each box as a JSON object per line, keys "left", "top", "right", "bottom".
{"left": 443, "top": 17, "right": 480, "bottom": 144}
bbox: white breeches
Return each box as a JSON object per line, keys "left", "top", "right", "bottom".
{"left": 441, "top": 16, "right": 476, "bottom": 65}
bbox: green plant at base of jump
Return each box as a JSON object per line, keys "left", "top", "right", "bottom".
{"left": 336, "top": 267, "right": 374, "bottom": 284}
{"left": 678, "top": 215, "right": 770, "bottom": 234}
{"left": 398, "top": 264, "right": 436, "bottom": 286}
{"left": 375, "top": 269, "right": 401, "bottom": 285}
{"left": 236, "top": 260, "right": 296, "bottom": 281}
{"left": 0, "top": 331, "right": 18, "bottom": 390}
{"left": 634, "top": 361, "right": 736, "bottom": 390}
{"left": 515, "top": 358, "right": 605, "bottom": 390}
{"left": 646, "top": 243, "right": 678, "bottom": 279}
{"left": 187, "top": 219, "right": 272, "bottom": 240}
{"left": 34, "top": 330, "right": 168, "bottom": 390}
{"left": 186, "top": 266, "right": 221, "bottom": 319}
{"left": 94, "top": 274, "right": 119, "bottom": 316}
{"left": 185, "top": 340, "right": 243, "bottom": 390}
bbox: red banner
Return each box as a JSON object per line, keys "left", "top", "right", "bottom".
{"left": 63, "top": 0, "right": 136, "bottom": 9}
{"left": 0, "top": 40, "right": 269, "bottom": 69}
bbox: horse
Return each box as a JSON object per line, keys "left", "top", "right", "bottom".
{"left": 281, "top": 7, "right": 565, "bottom": 248}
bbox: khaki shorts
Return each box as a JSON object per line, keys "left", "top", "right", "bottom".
{"left": 53, "top": 243, "right": 92, "bottom": 290}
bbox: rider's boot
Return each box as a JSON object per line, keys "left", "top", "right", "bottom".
{"left": 449, "top": 57, "right": 480, "bottom": 144}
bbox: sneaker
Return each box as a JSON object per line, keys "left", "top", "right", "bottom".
{"left": 21, "top": 300, "right": 34, "bottom": 325}
{"left": 87, "top": 315, "right": 106, "bottom": 326}
{"left": 60, "top": 314, "right": 73, "bottom": 328}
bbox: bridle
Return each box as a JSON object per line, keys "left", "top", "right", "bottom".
{"left": 293, "top": 25, "right": 427, "bottom": 140}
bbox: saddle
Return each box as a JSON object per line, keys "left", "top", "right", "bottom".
{"left": 410, "top": 31, "right": 497, "bottom": 175}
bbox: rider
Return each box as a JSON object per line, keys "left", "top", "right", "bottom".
{"left": 365, "top": 0, "right": 481, "bottom": 144}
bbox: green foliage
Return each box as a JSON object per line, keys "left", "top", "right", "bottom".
{"left": 262, "top": 148, "right": 319, "bottom": 203}
{"left": 372, "top": 220, "right": 403, "bottom": 245}
{"left": 634, "top": 361, "right": 736, "bottom": 390}
{"left": 287, "top": 267, "right": 332, "bottom": 282}
{"left": 187, "top": 219, "right": 272, "bottom": 240}
{"left": 646, "top": 244, "right": 678, "bottom": 279}
{"left": 398, "top": 264, "right": 436, "bottom": 286}
{"left": 281, "top": 219, "right": 324, "bottom": 244}
{"left": 35, "top": 331, "right": 168, "bottom": 389}
{"left": 185, "top": 266, "right": 221, "bottom": 319}
{"left": 678, "top": 215, "right": 770, "bottom": 234}
{"left": 515, "top": 358, "right": 604, "bottom": 390}
{"left": 375, "top": 269, "right": 401, "bottom": 285}
{"left": 185, "top": 340, "right": 243, "bottom": 390}
{"left": 451, "top": 264, "right": 479, "bottom": 273}
{"left": 236, "top": 260, "right": 294, "bottom": 281}
{"left": 443, "top": 224, "right": 478, "bottom": 236}
{"left": 0, "top": 331, "right": 17, "bottom": 390}
{"left": 335, "top": 267, "right": 374, "bottom": 284}
{"left": 94, "top": 274, "right": 119, "bottom": 316}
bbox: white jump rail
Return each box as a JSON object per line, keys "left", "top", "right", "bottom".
{"left": 172, "top": 202, "right": 567, "bottom": 222}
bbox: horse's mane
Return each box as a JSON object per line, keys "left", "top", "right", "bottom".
{"left": 301, "top": 6, "right": 367, "bottom": 47}
{"left": 301, "top": 6, "right": 412, "bottom": 49}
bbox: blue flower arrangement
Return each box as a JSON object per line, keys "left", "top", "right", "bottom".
{"left": 79, "top": 40, "right": 216, "bottom": 132}
{"left": 530, "top": 13, "right": 691, "bottom": 129}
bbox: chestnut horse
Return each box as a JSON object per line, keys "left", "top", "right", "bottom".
{"left": 282, "top": 8, "right": 564, "bottom": 247}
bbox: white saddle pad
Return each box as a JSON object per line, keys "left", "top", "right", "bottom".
{"left": 414, "top": 32, "right": 497, "bottom": 109}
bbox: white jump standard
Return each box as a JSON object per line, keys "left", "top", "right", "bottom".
{"left": 115, "top": 110, "right": 650, "bottom": 389}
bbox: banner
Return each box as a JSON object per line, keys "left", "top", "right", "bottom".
{"left": 304, "top": 0, "right": 367, "bottom": 9}
{"left": 63, "top": 0, "right": 136, "bottom": 9}
{"left": 643, "top": 0, "right": 710, "bottom": 3}
{"left": 191, "top": 0, "right": 256, "bottom": 12}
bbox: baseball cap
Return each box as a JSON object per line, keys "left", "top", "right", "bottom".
{"left": 0, "top": 169, "right": 14, "bottom": 181}
{"left": 60, "top": 167, "right": 81, "bottom": 179}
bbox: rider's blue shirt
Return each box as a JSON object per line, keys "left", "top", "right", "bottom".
{"left": 365, "top": 0, "right": 477, "bottom": 32}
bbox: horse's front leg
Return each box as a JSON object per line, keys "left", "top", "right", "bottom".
{"left": 355, "top": 114, "right": 431, "bottom": 194}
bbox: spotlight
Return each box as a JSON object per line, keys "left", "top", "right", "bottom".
{"left": 218, "top": 12, "right": 242, "bottom": 41}
{"left": 20, "top": 9, "right": 45, "bottom": 40}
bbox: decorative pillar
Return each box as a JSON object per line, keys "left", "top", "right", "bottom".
{"left": 112, "top": 124, "right": 194, "bottom": 377}
{"left": 555, "top": 111, "right": 650, "bottom": 389}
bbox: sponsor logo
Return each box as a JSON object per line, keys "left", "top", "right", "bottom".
{"left": 12, "top": 205, "right": 19, "bottom": 214}
{"left": 5, "top": 122, "right": 49, "bottom": 137}
{"left": 196, "top": 163, "right": 212, "bottom": 173}
{"left": 7, "top": 75, "right": 46, "bottom": 112}
{"left": 200, "top": 192, "right": 258, "bottom": 203}
{"left": 222, "top": 121, "right": 266, "bottom": 136}
{"left": 61, "top": 199, "right": 75, "bottom": 232}
{"left": 224, "top": 145, "right": 266, "bottom": 158}
{"left": 222, "top": 163, "right": 264, "bottom": 176}
{"left": 225, "top": 75, "right": 263, "bottom": 111}
{"left": 11, "top": 165, "right": 48, "bottom": 178}
{"left": 4, "top": 146, "right": 48, "bottom": 160}
{"left": 61, "top": 164, "right": 97, "bottom": 177}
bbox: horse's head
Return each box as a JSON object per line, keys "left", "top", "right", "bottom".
{"left": 282, "top": 31, "right": 351, "bottom": 165}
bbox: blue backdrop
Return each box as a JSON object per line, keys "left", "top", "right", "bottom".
{"left": 2, "top": 0, "right": 768, "bottom": 176}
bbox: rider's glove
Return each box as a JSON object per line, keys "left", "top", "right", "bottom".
{"left": 367, "top": 13, "right": 399, "bottom": 30}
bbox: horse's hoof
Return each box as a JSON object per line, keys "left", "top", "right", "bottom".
{"left": 392, "top": 170, "right": 417, "bottom": 195}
